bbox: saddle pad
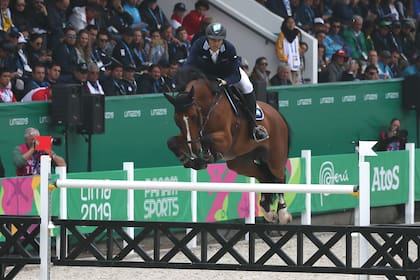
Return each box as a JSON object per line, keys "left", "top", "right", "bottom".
{"left": 256, "top": 104, "right": 264, "bottom": 121}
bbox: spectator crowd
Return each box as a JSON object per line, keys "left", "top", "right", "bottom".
{"left": 2, "top": 0, "right": 420, "bottom": 103}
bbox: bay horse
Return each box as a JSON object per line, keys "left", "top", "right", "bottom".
{"left": 164, "top": 67, "right": 291, "bottom": 224}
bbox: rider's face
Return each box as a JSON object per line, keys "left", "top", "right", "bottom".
{"left": 208, "top": 38, "right": 223, "bottom": 51}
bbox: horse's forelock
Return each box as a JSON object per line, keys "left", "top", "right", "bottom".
{"left": 175, "top": 66, "right": 207, "bottom": 92}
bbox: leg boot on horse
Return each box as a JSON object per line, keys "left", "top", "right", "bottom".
{"left": 242, "top": 93, "right": 269, "bottom": 142}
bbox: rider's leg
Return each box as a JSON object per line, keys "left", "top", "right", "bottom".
{"left": 234, "top": 68, "right": 269, "bottom": 141}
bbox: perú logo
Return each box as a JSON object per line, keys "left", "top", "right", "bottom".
{"left": 371, "top": 166, "right": 399, "bottom": 191}
{"left": 319, "top": 161, "right": 349, "bottom": 185}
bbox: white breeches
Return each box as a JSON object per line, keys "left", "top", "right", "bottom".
{"left": 233, "top": 67, "right": 254, "bottom": 94}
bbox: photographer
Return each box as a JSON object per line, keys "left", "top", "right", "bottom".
{"left": 13, "top": 127, "right": 66, "bottom": 176}
{"left": 374, "top": 118, "right": 408, "bottom": 151}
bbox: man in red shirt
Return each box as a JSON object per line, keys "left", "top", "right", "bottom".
{"left": 182, "top": 0, "right": 209, "bottom": 40}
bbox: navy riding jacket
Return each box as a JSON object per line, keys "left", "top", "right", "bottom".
{"left": 185, "top": 37, "right": 241, "bottom": 85}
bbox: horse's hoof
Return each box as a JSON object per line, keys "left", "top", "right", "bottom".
{"left": 260, "top": 207, "right": 277, "bottom": 223}
{"left": 278, "top": 208, "right": 292, "bottom": 224}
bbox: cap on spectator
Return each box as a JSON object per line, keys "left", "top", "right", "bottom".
{"left": 76, "top": 62, "right": 88, "bottom": 73}
{"left": 174, "top": 2, "right": 186, "bottom": 11}
{"left": 333, "top": 49, "right": 349, "bottom": 61}
{"left": 195, "top": 0, "right": 210, "bottom": 10}
{"left": 18, "top": 33, "right": 27, "bottom": 43}
{"left": 380, "top": 50, "right": 392, "bottom": 59}
{"left": 313, "top": 17, "right": 324, "bottom": 24}
{"left": 123, "top": 64, "right": 136, "bottom": 71}
{"left": 379, "top": 19, "right": 392, "bottom": 27}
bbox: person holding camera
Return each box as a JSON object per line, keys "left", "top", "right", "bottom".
{"left": 374, "top": 118, "right": 408, "bottom": 151}
{"left": 13, "top": 127, "right": 66, "bottom": 176}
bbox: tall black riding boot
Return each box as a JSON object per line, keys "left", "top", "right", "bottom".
{"left": 242, "top": 93, "right": 269, "bottom": 142}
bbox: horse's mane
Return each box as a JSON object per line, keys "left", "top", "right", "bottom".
{"left": 175, "top": 66, "right": 209, "bottom": 91}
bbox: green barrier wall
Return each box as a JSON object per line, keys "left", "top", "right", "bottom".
{"left": 0, "top": 80, "right": 416, "bottom": 176}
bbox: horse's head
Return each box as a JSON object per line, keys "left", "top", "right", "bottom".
{"left": 164, "top": 87, "right": 210, "bottom": 170}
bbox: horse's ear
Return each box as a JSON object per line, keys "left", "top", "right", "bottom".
{"left": 163, "top": 93, "right": 176, "bottom": 106}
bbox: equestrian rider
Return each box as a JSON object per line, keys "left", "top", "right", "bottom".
{"left": 185, "top": 22, "right": 269, "bottom": 142}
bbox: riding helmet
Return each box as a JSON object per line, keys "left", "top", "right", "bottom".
{"left": 206, "top": 23, "right": 227, "bottom": 40}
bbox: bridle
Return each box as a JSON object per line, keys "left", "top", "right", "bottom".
{"left": 181, "top": 92, "right": 223, "bottom": 161}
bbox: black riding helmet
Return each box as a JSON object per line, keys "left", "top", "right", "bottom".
{"left": 206, "top": 23, "right": 226, "bottom": 40}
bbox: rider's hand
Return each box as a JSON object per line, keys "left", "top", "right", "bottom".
{"left": 217, "top": 78, "right": 227, "bottom": 87}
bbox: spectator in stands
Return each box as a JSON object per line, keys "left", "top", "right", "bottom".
{"left": 164, "top": 60, "right": 179, "bottom": 90}
{"left": 138, "top": 63, "right": 164, "bottom": 94}
{"left": 75, "top": 29, "right": 92, "bottom": 64}
{"left": 170, "top": 2, "right": 186, "bottom": 31}
{"left": 0, "top": 0, "right": 14, "bottom": 33}
{"left": 112, "top": 27, "right": 136, "bottom": 66}
{"left": 265, "top": 0, "right": 294, "bottom": 18}
{"left": 145, "top": 28, "right": 168, "bottom": 64}
{"left": 123, "top": 0, "right": 142, "bottom": 29}
{"left": 402, "top": 18, "right": 416, "bottom": 62}
{"left": 390, "top": 20, "right": 404, "bottom": 53}
{"left": 10, "top": 31, "right": 31, "bottom": 81}
{"left": 13, "top": 127, "right": 66, "bottom": 176}
{"left": 0, "top": 67, "right": 16, "bottom": 102}
{"left": 295, "top": 0, "right": 316, "bottom": 32}
{"left": 11, "top": 0, "right": 31, "bottom": 36}
{"left": 139, "top": 0, "right": 168, "bottom": 32}
{"left": 169, "top": 26, "right": 190, "bottom": 64}
{"left": 326, "top": 49, "right": 348, "bottom": 82}
{"left": 374, "top": 118, "right": 408, "bottom": 151}
{"left": 332, "top": 0, "right": 356, "bottom": 26}
{"left": 107, "top": 0, "right": 133, "bottom": 35}
{"left": 401, "top": 55, "right": 420, "bottom": 77}
{"left": 341, "top": 58, "right": 362, "bottom": 81}
{"left": 131, "top": 27, "right": 149, "bottom": 72}
{"left": 44, "top": 62, "right": 61, "bottom": 86}
{"left": 183, "top": 0, "right": 209, "bottom": 40}
{"left": 276, "top": 16, "right": 301, "bottom": 84}
{"left": 157, "top": 58, "right": 170, "bottom": 89}
{"left": 379, "top": 0, "right": 406, "bottom": 21}
{"left": 69, "top": 62, "right": 88, "bottom": 86}
{"left": 343, "top": 15, "right": 368, "bottom": 61}
{"left": 317, "top": 44, "right": 328, "bottom": 82}
{"left": 240, "top": 57, "right": 250, "bottom": 76}
{"left": 100, "top": 62, "right": 126, "bottom": 96}
{"left": 46, "top": 0, "right": 70, "bottom": 51}
{"left": 121, "top": 63, "right": 138, "bottom": 95}
{"left": 250, "top": 56, "right": 270, "bottom": 85}
{"left": 270, "top": 63, "right": 293, "bottom": 86}
{"left": 377, "top": 50, "right": 393, "bottom": 79}
{"left": 372, "top": 19, "right": 393, "bottom": 53}
{"left": 85, "top": 62, "right": 104, "bottom": 94}
{"left": 362, "top": 19, "right": 376, "bottom": 52}
{"left": 26, "top": 33, "right": 51, "bottom": 68}
{"left": 52, "top": 27, "right": 78, "bottom": 82}
{"left": 363, "top": 64, "right": 380, "bottom": 80}
{"left": 26, "top": 0, "right": 49, "bottom": 43}
{"left": 92, "top": 29, "right": 112, "bottom": 74}
{"left": 325, "top": 18, "right": 347, "bottom": 62}
{"left": 68, "top": 2, "right": 101, "bottom": 32}
{"left": 312, "top": 17, "right": 328, "bottom": 35}
{"left": 389, "top": 50, "right": 404, "bottom": 77}
{"left": 86, "top": 24, "right": 99, "bottom": 46}
{"left": 23, "top": 63, "right": 48, "bottom": 94}
{"left": 190, "top": 16, "right": 214, "bottom": 45}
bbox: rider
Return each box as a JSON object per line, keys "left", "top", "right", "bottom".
{"left": 185, "top": 22, "right": 269, "bottom": 142}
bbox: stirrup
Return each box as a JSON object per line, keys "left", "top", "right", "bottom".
{"left": 253, "top": 125, "right": 269, "bottom": 142}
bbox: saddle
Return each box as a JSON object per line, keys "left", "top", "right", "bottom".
{"left": 221, "top": 86, "right": 264, "bottom": 121}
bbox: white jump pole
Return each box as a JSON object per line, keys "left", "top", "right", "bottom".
{"left": 55, "top": 179, "right": 357, "bottom": 194}
{"left": 187, "top": 169, "right": 197, "bottom": 248}
{"left": 40, "top": 155, "right": 51, "bottom": 280}
{"left": 301, "top": 150, "right": 312, "bottom": 225}
{"left": 55, "top": 166, "right": 67, "bottom": 259}
{"left": 245, "top": 177, "right": 256, "bottom": 241}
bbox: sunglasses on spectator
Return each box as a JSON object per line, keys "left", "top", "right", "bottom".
{"left": 259, "top": 62, "right": 268, "bottom": 66}
{"left": 67, "top": 34, "right": 77, "bottom": 39}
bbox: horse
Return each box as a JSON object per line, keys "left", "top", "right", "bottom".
{"left": 164, "top": 67, "right": 292, "bottom": 224}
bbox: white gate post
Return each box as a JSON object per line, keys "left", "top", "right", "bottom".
{"left": 301, "top": 150, "right": 312, "bottom": 225}
{"left": 405, "top": 143, "right": 415, "bottom": 224}
{"left": 124, "top": 162, "right": 135, "bottom": 243}
{"left": 40, "top": 155, "right": 51, "bottom": 280}
{"left": 188, "top": 169, "right": 198, "bottom": 248}
{"left": 357, "top": 141, "right": 377, "bottom": 280}
{"left": 55, "top": 166, "right": 67, "bottom": 258}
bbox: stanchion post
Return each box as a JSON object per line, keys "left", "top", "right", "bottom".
{"left": 124, "top": 162, "right": 135, "bottom": 242}
{"left": 301, "top": 150, "right": 311, "bottom": 225}
{"left": 188, "top": 169, "right": 198, "bottom": 248}
{"left": 405, "top": 143, "right": 415, "bottom": 224}
{"left": 55, "top": 166, "right": 67, "bottom": 258}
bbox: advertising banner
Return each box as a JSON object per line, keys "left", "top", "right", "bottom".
{"left": 134, "top": 166, "right": 191, "bottom": 222}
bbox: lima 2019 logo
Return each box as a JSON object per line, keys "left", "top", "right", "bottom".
{"left": 318, "top": 161, "right": 349, "bottom": 206}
